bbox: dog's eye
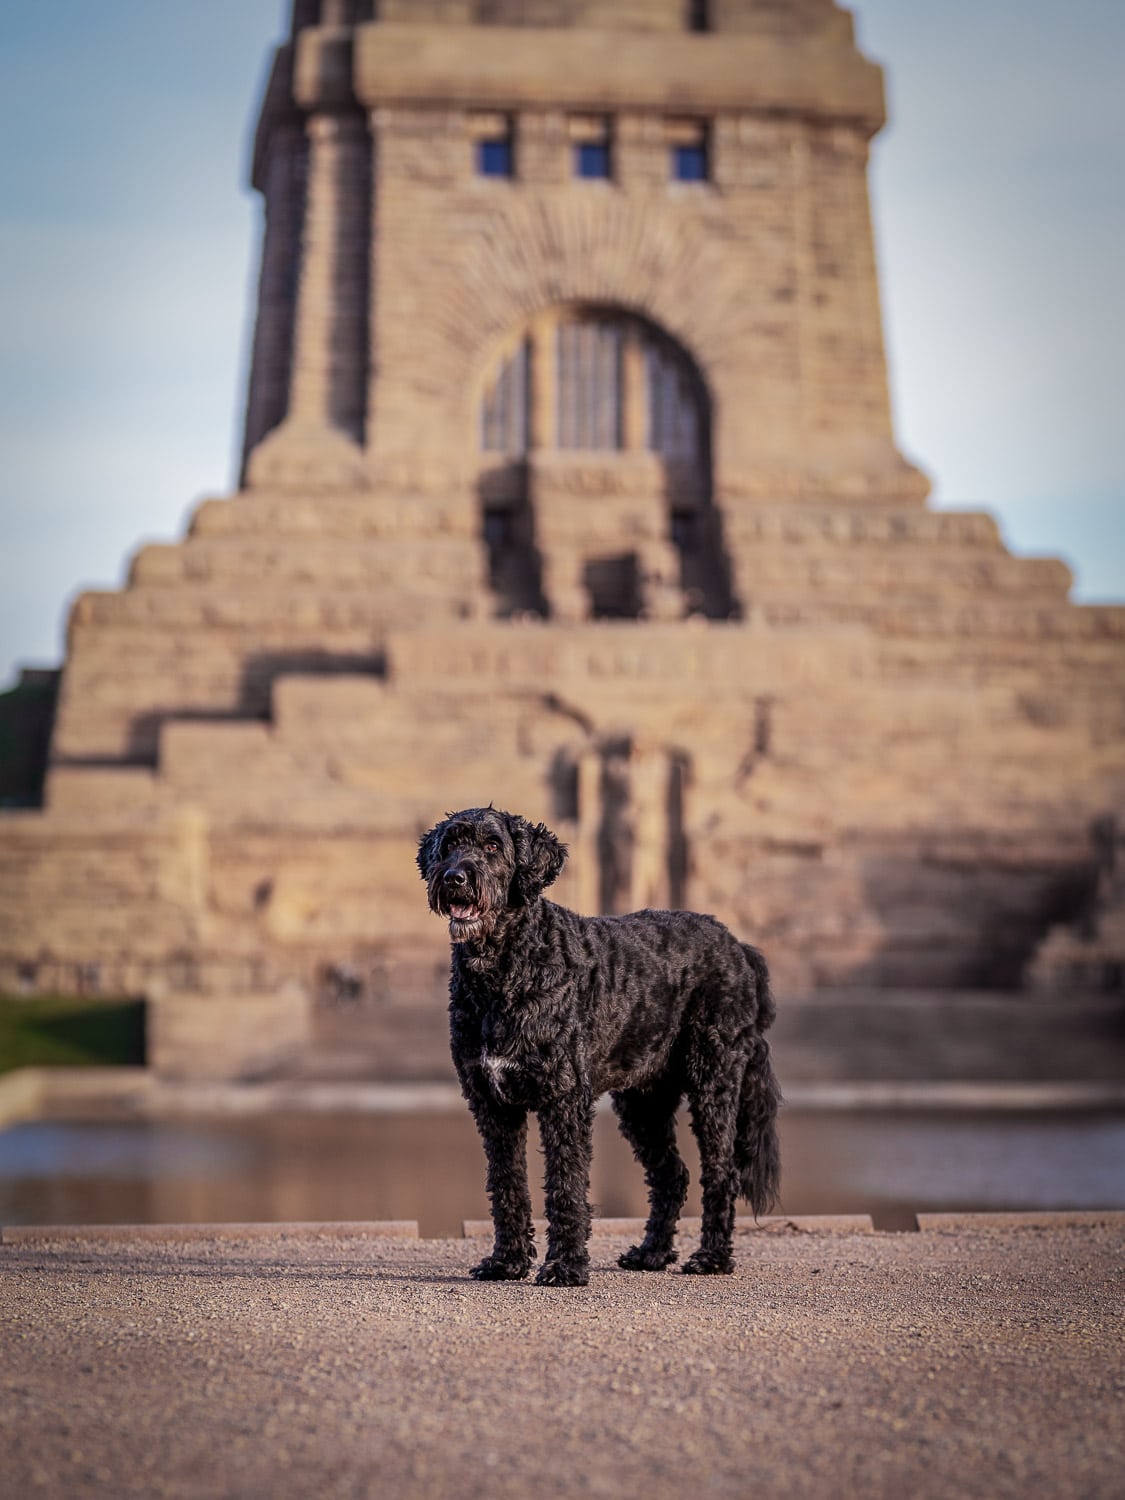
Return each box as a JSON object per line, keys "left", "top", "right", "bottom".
{"left": 483, "top": 840, "right": 500, "bottom": 854}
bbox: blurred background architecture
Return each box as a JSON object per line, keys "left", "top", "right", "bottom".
{"left": 1, "top": 0, "right": 1122, "bottom": 1082}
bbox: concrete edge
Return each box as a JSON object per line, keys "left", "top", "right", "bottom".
{"left": 781, "top": 1082, "right": 1125, "bottom": 1110}
{"left": 2, "top": 1214, "right": 875, "bottom": 1247}
{"left": 3, "top": 1068, "right": 1124, "bottom": 1124}
{"left": 915, "top": 1210, "right": 1125, "bottom": 1233}
{"left": 0, "top": 1220, "right": 420, "bottom": 1246}
{"left": 20, "top": 1069, "right": 472, "bottom": 1120}
{"left": 6, "top": 1212, "right": 1122, "bottom": 1249}
{"left": 462, "top": 1215, "right": 877, "bottom": 1238}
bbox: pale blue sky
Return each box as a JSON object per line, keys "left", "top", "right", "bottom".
{"left": 1, "top": 0, "right": 1122, "bottom": 688}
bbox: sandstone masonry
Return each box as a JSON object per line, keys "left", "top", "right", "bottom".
{"left": 2, "top": 0, "right": 1122, "bottom": 1077}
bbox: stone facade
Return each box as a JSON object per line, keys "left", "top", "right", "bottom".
{"left": 2, "top": 0, "right": 1123, "bottom": 1075}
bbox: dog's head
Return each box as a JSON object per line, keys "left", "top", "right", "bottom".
{"left": 416, "top": 807, "right": 567, "bottom": 943}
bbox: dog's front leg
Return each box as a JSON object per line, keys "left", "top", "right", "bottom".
{"left": 535, "top": 1091, "right": 594, "bottom": 1287}
{"left": 469, "top": 1095, "right": 536, "bottom": 1281}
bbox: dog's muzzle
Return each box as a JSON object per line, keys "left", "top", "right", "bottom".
{"left": 437, "top": 865, "right": 485, "bottom": 938}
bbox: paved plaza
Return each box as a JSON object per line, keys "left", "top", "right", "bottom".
{"left": 2, "top": 1214, "right": 1122, "bottom": 1499}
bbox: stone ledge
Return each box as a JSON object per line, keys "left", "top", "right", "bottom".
{"left": 7, "top": 1212, "right": 1122, "bottom": 1249}
{"left": 0, "top": 1220, "right": 419, "bottom": 1247}
{"left": 2, "top": 1216, "right": 873, "bottom": 1247}
{"left": 916, "top": 1210, "right": 1125, "bottom": 1234}
{"left": 4, "top": 1070, "right": 1124, "bottom": 1131}
{"left": 462, "top": 1214, "right": 876, "bottom": 1238}
{"left": 781, "top": 1080, "right": 1125, "bottom": 1111}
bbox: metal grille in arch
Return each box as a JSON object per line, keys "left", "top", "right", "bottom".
{"left": 479, "top": 312, "right": 705, "bottom": 462}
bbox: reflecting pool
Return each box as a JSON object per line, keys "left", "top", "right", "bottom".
{"left": 2, "top": 1108, "right": 1123, "bottom": 1234}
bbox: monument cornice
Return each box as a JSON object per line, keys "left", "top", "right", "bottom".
{"left": 307, "top": 22, "right": 888, "bottom": 135}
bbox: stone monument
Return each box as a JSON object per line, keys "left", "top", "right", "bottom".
{"left": 2, "top": 0, "right": 1122, "bottom": 1077}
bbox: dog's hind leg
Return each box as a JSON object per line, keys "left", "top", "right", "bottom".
{"left": 612, "top": 1081, "right": 689, "bottom": 1271}
{"left": 683, "top": 1071, "right": 741, "bottom": 1275}
{"left": 468, "top": 1099, "right": 537, "bottom": 1282}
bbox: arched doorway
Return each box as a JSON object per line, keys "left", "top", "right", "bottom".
{"left": 474, "top": 307, "right": 734, "bottom": 621}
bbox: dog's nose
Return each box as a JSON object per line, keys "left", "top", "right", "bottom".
{"left": 447, "top": 868, "right": 468, "bottom": 887}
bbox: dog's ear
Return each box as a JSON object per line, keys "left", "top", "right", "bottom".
{"left": 416, "top": 820, "right": 445, "bottom": 881}
{"left": 507, "top": 814, "right": 567, "bottom": 905}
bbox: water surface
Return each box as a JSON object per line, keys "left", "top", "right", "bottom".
{"left": 2, "top": 1109, "right": 1123, "bottom": 1234}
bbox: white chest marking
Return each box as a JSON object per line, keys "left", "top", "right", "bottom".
{"left": 481, "top": 1049, "right": 516, "bottom": 1098}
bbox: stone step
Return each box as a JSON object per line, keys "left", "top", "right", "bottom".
{"left": 733, "top": 549, "right": 1072, "bottom": 604}
{"left": 69, "top": 584, "right": 479, "bottom": 631}
{"left": 723, "top": 504, "right": 1008, "bottom": 550}
{"left": 188, "top": 491, "right": 479, "bottom": 541}
{"left": 755, "top": 598, "right": 1125, "bottom": 642}
{"left": 129, "top": 535, "right": 485, "bottom": 588}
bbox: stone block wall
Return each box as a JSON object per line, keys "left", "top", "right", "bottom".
{"left": 50, "top": 489, "right": 489, "bottom": 763}
{"left": 148, "top": 984, "right": 311, "bottom": 1081}
{"left": 8, "top": 591, "right": 1123, "bottom": 1013}
{"left": 357, "top": 100, "right": 904, "bottom": 503}
{"left": 239, "top": 0, "right": 914, "bottom": 511}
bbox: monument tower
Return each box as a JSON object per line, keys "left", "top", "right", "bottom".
{"left": 2, "top": 0, "right": 1122, "bottom": 1077}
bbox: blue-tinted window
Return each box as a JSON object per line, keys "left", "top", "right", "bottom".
{"left": 575, "top": 141, "right": 611, "bottom": 179}
{"left": 672, "top": 143, "right": 708, "bottom": 182}
{"left": 477, "top": 137, "right": 513, "bottom": 177}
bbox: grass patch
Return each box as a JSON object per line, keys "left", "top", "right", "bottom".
{"left": 0, "top": 995, "right": 146, "bottom": 1075}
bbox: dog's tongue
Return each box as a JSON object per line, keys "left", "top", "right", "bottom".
{"left": 450, "top": 903, "right": 475, "bottom": 919}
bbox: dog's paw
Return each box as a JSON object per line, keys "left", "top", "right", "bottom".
{"left": 681, "top": 1248, "right": 735, "bottom": 1276}
{"left": 469, "top": 1253, "right": 532, "bottom": 1282}
{"left": 618, "top": 1244, "right": 678, "bottom": 1272}
{"left": 534, "top": 1258, "right": 589, "bottom": 1287}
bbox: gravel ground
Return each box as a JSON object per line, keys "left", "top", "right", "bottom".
{"left": 2, "top": 1219, "right": 1123, "bottom": 1500}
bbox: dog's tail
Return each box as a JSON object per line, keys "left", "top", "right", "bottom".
{"left": 740, "top": 943, "right": 776, "bottom": 1030}
{"left": 736, "top": 945, "right": 781, "bottom": 1218}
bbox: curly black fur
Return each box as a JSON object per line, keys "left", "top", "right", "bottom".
{"left": 417, "top": 806, "right": 781, "bottom": 1286}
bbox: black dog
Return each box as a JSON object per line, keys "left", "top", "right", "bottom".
{"left": 417, "top": 806, "right": 781, "bottom": 1286}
